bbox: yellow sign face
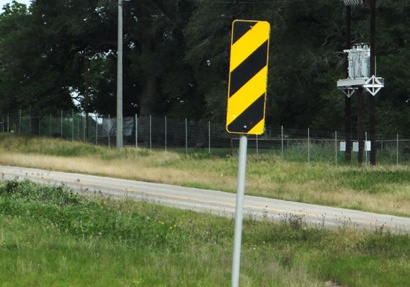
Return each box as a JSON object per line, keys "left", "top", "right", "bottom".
{"left": 226, "top": 20, "right": 270, "bottom": 135}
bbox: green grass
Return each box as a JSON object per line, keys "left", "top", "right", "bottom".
{"left": 340, "top": 169, "right": 410, "bottom": 192}
{"left": 0, "top": 180, "right": 409, "bottom": 286}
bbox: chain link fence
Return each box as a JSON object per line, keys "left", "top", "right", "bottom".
{"left": 1, "top": 110, "right": 410, "bottom": 165}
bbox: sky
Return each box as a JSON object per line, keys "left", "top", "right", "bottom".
{"left": 0, "top": 0, "right": 31, "bottom": 10}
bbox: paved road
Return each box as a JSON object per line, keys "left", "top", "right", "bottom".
{"left": 1, "top": 165, "right": 409, "bottom": 234}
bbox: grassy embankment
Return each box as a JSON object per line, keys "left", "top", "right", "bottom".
{"left": 0, "top": 134, "right": 409, "bottom": 216}
{"left": 0, "top": 180, "right": 409, "bottom": 287}
{"left": 0, "top": 134, "right": 409, "bottom": 286}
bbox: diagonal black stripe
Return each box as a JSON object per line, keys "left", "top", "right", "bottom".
{"left": 229, "top": 41, "right": 268, "bottom": 97}
{"left": 232, "top": 21, "right": 257, "bottom": 43}
{"left": 227, "top": 94, "right": 265, "bottom": 133}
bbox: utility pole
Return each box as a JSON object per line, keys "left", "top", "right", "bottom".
{"left": 369, "top": 0, "right": 377, "bottom": 165}
{"left": 357, "top": 87, "right": 364, "bottom": 165}
{"left": 339, "top": 0, "right": 363, "bottom": 163}
{"left": 344, "top": 5, "right": 352, "bottom": 162}
{"left": 116, "top": 0, "right": 124, "bottom": 148}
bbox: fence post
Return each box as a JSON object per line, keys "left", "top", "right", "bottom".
{"left": 365, "top": 131, "right": 368, "bottom": 165}
{"left": 19, "top": 110, "right": 22, "bottom": 134}
{"left": 60, "top": 110, "right": 63, "bottom": 138}
{"left": 95, "top": 114, "right": 98, "bottom": 145}
{"left": 7, "top": 114, "right": 10, "bottom": 133}
{"left": 77, "top": 115, "right": 81, "bottom": 141}
{"left": 83, "top": 115, "right": 86, "bottom": 142}
{"left": 208, "top": 121, "right": 211, "bottom": 154}
{"left": 71, "top": 110, "right": 74, "bottom": 141}
{"left": 165, "top": 116, "right": 167, "bottom": 151}
{"left": 185, "top": 118, "right": 188, "bottom": 155}
{"left": 396, "top": 134, "right": 399, "bottom": 166}
{"left": 256, "top": 135, "right": 259, "bottom": 157}
{"left": 281, "top": 125, "right": 284, "bottom": 160}
{"left": 37, "top": 112, "right": 40, "bottom": 136}
{"left": 28, "top": 108, "right": 31, "bottom": 135}
{"left": 135, "top": 114, "right": 138, "bottom": 148}
{"left": 108, "top": 114, "right": 111, "bottom": 147}
{"left": 76, "top": 114, "right": 79, "bottom": 140}
{"left": 307, "top": 128, "right": 310, "bottom": 164}
{"left": 49, "top": 114, "right": 52, "bottom": 137}
{"left": 149, "top": 115, "right": 152, "bottom": 149}
{"left": 335, "top": 131, "right": 338, "bottom": 166}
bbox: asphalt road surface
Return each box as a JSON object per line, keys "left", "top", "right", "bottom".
{"left": 1, "top": 165, "right": 409, "bottom": 234}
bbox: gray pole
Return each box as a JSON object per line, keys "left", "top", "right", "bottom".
{"left": 149, "top": 115, "right": 152, "bottom": 149}
{"left": 71, "top": 110, "right": 74, "bottom": 141}
{"left": 281, "top": 125, "right": 284, "bottom": 160}
{"left": 365, "top": 131, "right": 368, "bottom": 164}
{"left": 345, "top": 4, "right": 352, "bottom": 163}
{"left": 185, "top": 118, "right": 188, "bottom": 155}
{"left": 342, "top": 0, "right": 363, "bottom": 163}
{"left": 83, "top": 115, "right": 86, "bottom": 142}
{"left": 95, "top": 115, "right": 98, "bottom": 145}
{"left": 108, "top": 114, "right": 111, "bottom": 147}
{"left": 369, "top": 0, "right": 377, "bottom": 165}
{"left": 307, "top": 128, "right": 310, "bottom": 164}
{"left": 116, "top": 0, "right": 124, "bottom": 148}
{"left": 165, "top": 116, "right": 167, "bottom": 151}
{"left": 78, "top": 116, "right": 80, "bottom": 141}
{"left": 49, "top": 114, "right": 52, "bottom": 137}
{"left": 358, "top": 88, "right": 364, "bottom": 165}
{"left": 19, "top": 109, "right": 22, "bottom": 133}
{"left": 396, "top": 134, "right": 399, "bottom": 166}
{"left": 208, "top": 121, "right": 211, "bottom": 154}
{"left": 256, "top": 135, "right": 259, "bottom": 157}
{"left": 135, "top": 114, "right": 138, "bottom": 148}
{"left": 335, "top": 131, "right": 338, "bottom": 166}
{"left": 60, "top": 110, "right": 63, "bottom": 138}
{"left": 231, "top": 135, "right": 248, "bottom": 287}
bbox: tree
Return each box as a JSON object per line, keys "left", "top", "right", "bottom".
{"left": 371, "top": 0, "right": 410, "bottom": 137}
{"left": 0, "top": 1, "right": 32, "bottom": 113}
{"left": 122, "top": 0, "right": 197, "bottom": 118}
{"left": 185, "top": 0, "right": 273, "bottom": 122}
{"left": 184, "top": 0, "right": 347, "bottom": 129}
{"left": 1, "top": 0, "right": 410, "bottom": 138}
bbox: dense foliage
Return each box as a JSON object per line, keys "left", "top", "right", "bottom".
{"left": 0, "top": 0, "right": 409, "bottom": 135}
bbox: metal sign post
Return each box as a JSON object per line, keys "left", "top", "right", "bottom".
{"left": 231, "top": 135, "right": 248, "bottom": 287}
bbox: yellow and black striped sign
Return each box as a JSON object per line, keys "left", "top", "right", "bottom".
{"left": 226, "top": 20, "right": 270, "bottom": 135}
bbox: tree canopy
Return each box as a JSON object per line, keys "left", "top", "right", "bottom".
{"left": 0, "top": 0, "right": 409, "bottom": 136}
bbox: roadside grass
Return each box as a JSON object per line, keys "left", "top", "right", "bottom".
{"left": 1, "top": 180, "right": 409, "bottom": 286}
{"left": 1, "top": 134, "right": 410, "bottom": 216}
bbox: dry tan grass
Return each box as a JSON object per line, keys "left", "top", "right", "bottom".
{"left": 1, "top": 149, "right": 409, "bottom": 217}
{"left": 245, "top": 177, "right": 410, "bottom": 216}
{"left": 0, "top": 151, "right": 235, "bottom": 188}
